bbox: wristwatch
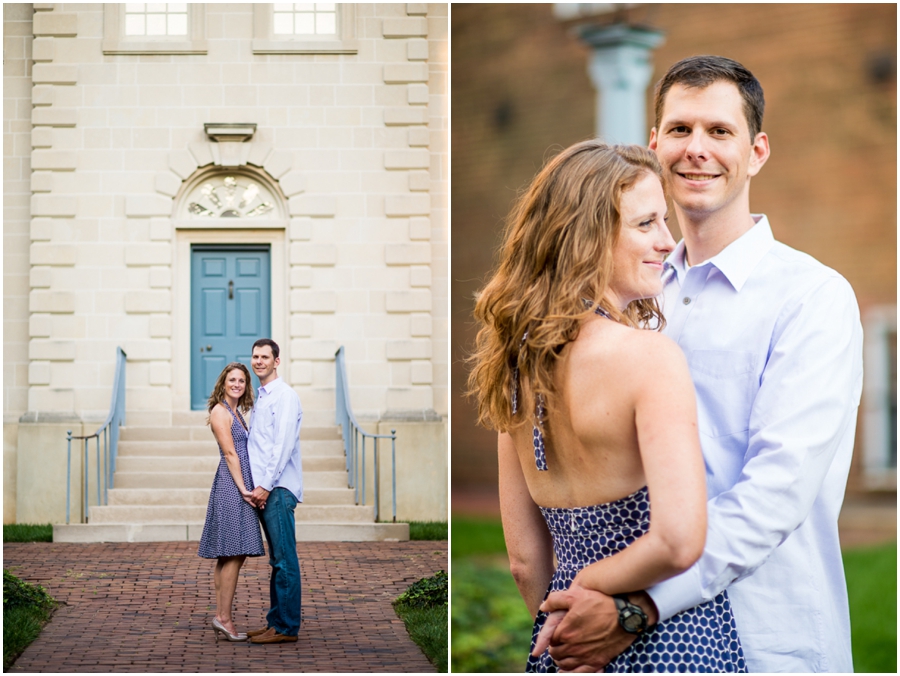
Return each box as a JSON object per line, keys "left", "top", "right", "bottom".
{"left": 613, "top": 594, "right": 648, "bottom": 634}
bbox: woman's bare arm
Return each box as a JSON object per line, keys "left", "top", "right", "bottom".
{"left": 210, "top": 404, "right": 254, "bottom": 503}
{"left": 499, "top": 432, "right": 555, "bottom": 617}
{"left": 561, "top": 333, "right": 707, "bottom": 597}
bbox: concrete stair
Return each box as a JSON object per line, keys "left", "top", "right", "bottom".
{"left": 54, "top": 411, "right": 408, "bottom": 543}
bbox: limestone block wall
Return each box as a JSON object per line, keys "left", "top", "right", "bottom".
{"left": 14, "top": 3, "right": 448, "bottom": 427}
{"left": 3, "top": 4, "right": 36, "bottom": 522}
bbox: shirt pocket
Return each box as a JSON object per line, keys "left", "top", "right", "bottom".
{"left": 688, "top": 349, "right": 757, "bottom": 438}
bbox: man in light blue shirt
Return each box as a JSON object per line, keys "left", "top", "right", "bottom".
{"left": 244, "top": 338, "right": 304, "bottom": 644}
{"left": 541, "top": 56, "right": 863, "bottom": 672}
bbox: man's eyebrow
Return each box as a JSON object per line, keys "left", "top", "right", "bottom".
{"left": 663, "top": 118, "right": 738, "bottom": 129}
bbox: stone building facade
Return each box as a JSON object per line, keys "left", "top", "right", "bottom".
{"left": 4, "top": 3, "right": 448, "bottom": 525}
{"left": 452, "top": 4, "right": 896, "bottom": 499}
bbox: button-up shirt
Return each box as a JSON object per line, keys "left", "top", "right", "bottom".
{"left": 647, "top": 215, "right": 863, "bottom": 673}
{"left": 247, "top": 376, "right": 303, "bottom": 502}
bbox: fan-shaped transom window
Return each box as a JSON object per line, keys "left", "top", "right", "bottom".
{"left": 183, "top": 173, "right": 280, "bottom": 219}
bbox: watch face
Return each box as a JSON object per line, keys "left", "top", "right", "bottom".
{"left": 624, "top": 613, "right": 643, "bottom": 631}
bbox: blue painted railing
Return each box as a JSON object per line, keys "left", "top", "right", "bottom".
{"left": 334, "top": 346, "right": 397, "bottom": 522}
{"left": 66, "top": 347, "right": 127, "bottom": 524}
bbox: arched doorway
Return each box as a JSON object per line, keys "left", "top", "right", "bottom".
{"left": 175, "top": 168, "right": 286, "bottom": 409}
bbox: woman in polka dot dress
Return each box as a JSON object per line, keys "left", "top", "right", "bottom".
{"left": 468, "top": 142, "right": 746, "bottom": 672}
{"left": 198, "top": 362, "right": 265, "bottom": 642}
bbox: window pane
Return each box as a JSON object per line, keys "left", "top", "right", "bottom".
{"left": 295, "top": 3, "right": 315, "bottom": 10}
{"left": 273, "top": 3, "right": 294, "bottom": 10}
{"left": 167, "top": 3, "right": 187, "bottom": 11}
{"left": 125, "top": 3, "right": 145, "bottom": 11}
{"left": 146, "top": 3, "right": 167, "bottom": 12}
{"left": 167, "top": 13, "right": 187, "bottom": 35}
{"left": 295, "top": 13, "right": 315, "bottom": 34}
{"left": 146, "top": 13, "right": 167, "bottom": 35}
{"left": 316, "top": 12, "right": 335, "bottom": 34}
{"left": 273, "top": 13, "right": 294, "bottom": 34}
{"left": 316, "top": 3, "right": 336, "bottom": 10}
{"left": 125, "top": 14, "right": 146, "bottom": 35}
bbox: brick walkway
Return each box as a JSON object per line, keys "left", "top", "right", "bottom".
{"left": 4, "top": 540, "right": 447, "bottom": 672}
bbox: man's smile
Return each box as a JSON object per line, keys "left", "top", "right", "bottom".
{"left": 677, "top": 172, "right": 719, "bottom": 182}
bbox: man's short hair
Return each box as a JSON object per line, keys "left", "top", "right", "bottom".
{"left": 252, "top": 338, "right": 280, "bottom": 359}
{"left": 653, "top": 55, "right": 765, "bottom": 140}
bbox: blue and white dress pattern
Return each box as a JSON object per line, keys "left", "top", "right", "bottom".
{"left": 518, "top": 304, "right": 746, "bottom": 673}
{"left": 525, "top": 486, "right": 746, "bottom": 673}
{"left": 198, "top": 402, "right": 265, "bottom": 559}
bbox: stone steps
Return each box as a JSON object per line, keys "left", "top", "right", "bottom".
{"left": 53, "top": 521, "right": 409, "bottom": 543}
{"left": 87, "top": 503, "right": 375, "bottom": 524}
{"left": 107, "top": 486, "right": 355, "bottom": 506}
{"left": 117, "top": 439, "right": 345, "bottom": 457}
{"left": 119, "top": 424, "right": 341, "bottom": 442}
{"left": 113, "top": 470, "right": 349, "bottom": 489}
{"left": 54, "top": 418, "right": 407, "bottom": 543}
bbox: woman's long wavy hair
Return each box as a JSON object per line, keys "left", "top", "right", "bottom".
{"left": 467, "top": 141, "right": 665, "bottom": 433}
{"left": 206, "top": 362, "right": 255, "bottom": 421}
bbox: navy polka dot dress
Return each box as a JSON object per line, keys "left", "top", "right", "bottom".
{"left": 198, "top": 402, "right": 265, "bottom": 559}
{"left": 525, "top": 486, "right": 746, "bottom": 673}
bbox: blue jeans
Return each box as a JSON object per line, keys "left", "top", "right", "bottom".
{"left": 257, "top": 487, "right": 301, "bottom": 635}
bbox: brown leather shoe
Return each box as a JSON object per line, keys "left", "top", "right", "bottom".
{"left": 250, "top": 627, "right": 298, "bottom": 644}
{"left": 246, "top": 626, "right": 270, "bottom": 638}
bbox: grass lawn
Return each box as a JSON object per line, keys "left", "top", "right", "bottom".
{"left": 393, "top": 571, "right": 448, "bottom": 672}
{"left": 451, "top": 517, "right": 898, "bottom": 673}
{"left": 3, "top": 523, "right": 52, "bottom": 543}
{"left": 844, "top": 541, "right": 897, "bottom": 673}
{"left": 407, "top": 521, "right": 448, "bottom": 541}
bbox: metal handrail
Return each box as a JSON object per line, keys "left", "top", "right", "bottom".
{"left": 334, "top": 346, "right": 397, "bottom": 522}
{"left": 66, "top": 347, "right": 127, "bottom": 524}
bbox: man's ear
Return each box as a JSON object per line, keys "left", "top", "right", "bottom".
{"left": 747, "top": 131, "right": 770, "bottom": 177}
{"left": 648, "top": 127, "right": 658, "bottom": 151}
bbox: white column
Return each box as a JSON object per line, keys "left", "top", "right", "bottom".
{"left": 577, "top": 24, "right": 665, "bottom": 145}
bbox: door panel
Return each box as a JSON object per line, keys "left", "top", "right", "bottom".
{"left": 236, "top": 289, "right": 261, "bottom": 335}
{"left": 191, "top": 246, "right": 271, "bottom": 410}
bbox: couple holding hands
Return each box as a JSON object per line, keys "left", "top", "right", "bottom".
{"left": 197, "top": 338, "right": 304, "bottom": 645}
{"left": 470, "top": 56, "right": 863, "bottom": 672}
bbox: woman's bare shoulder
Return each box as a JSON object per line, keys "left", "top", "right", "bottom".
{"left": 209, "top": 402, "right": 231, "bottom": 426}
{"left": 571, "top": 320, "right": 687, "bottom": 384}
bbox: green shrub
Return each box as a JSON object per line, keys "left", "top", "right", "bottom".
{"left": 395, "top": 570, "right": 447, "bottom": 608}
{"left": 4, "top": 570, "right": 56, "bottom": 612}
{"left": 3, "top": 570, "right": 58, "bottom": 670}
{"left": 451, "top": 557, "right": 534, "bottom": 673}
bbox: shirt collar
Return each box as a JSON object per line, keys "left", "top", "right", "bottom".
{"left": 664, "top": 214, "right": 774, "bottom": 292}
{"left": 257, "top": 375, "right": 282, "bottom": 397}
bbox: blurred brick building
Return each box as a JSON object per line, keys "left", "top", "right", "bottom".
{"left": 452, "top": 4, "right": 896, "bottom": 511}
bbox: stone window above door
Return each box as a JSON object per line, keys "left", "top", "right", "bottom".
{"left": 252, "top": 3, "right": 358, "bottom": 54}
{"left": 102, "top": 3, "right": 207, "bottom": 54}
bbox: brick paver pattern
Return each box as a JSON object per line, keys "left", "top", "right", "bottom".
{"left": 4, "top": 540, "right": 447, "bottom": 672}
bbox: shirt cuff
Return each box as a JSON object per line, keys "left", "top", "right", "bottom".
{"left": 647, "top": 563, "right": 703, "bottom": 623}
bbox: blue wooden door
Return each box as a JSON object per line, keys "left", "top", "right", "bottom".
{"left": 191, "top": 246, "right": 271, "bottom": 410}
